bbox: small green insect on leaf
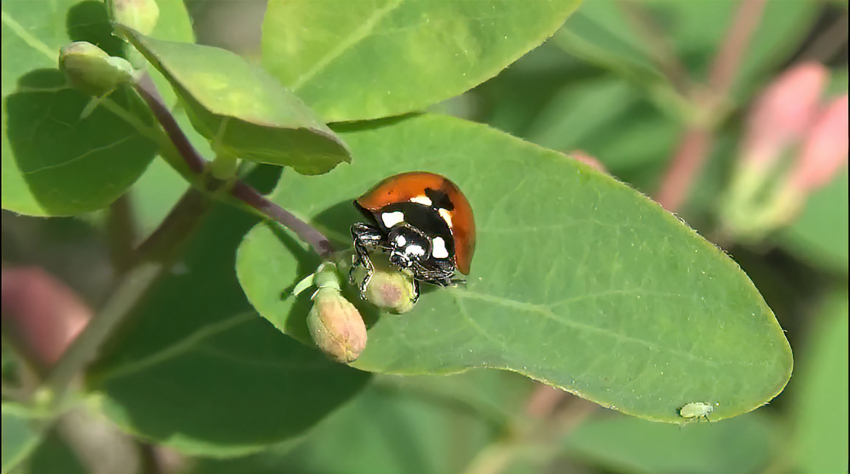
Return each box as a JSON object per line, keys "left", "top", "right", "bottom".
{"left": 678, "top": 402, "right": 715, "bottom": 422}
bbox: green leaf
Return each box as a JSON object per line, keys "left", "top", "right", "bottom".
{"left": 562, "top": 412, "right": 780, "bottom": 474}
{"left": 1, "top": 0, "right": 159, "bottom": 216}
{"left": 89, "top": 184, "right": 370, "bottom": 457}
{"left": 261, "top": 0, "right": 583, "bottom": 122}
{"left": 779, "top": 170, "right": 849, "bottom": 274}
{"left": 236, "top": 114, "right": 791, "bottom": 423}
{"left": 2, "top": 404, "right": 44, "bottom": 473}
{"left": 117, "top": 27, "right": 352, "bottom": 175}
{"left": 144, "top": 0, "right": 196, "bottom": 107}
{"left": 794, "top": 291, "right": 849, "bottom": 474}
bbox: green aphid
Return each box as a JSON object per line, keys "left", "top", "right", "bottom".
{"left": 678, "top": 402, "right": 715, "bottom": 421}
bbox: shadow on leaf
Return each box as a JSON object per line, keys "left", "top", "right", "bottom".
{"left": 6, "top": 69, "right": 156, "bottom": 215}
{"left": 66, "top": 0, "right": 125, "bottom": 57}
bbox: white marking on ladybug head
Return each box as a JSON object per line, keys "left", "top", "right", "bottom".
{"left": 405, "top": 244, "right": 426, "bottom": 257}
{"left": 394, "top": 234, "right": 407, "bottom": 246}
{"left": 410, "top": 195, "right": 432, "bottom": 206}
{"left": 431, "top": 237, "right": 449, "bottom": 259}
{"left": 381, "top": 211, "right": 405, "bottom": 228}
{"left": 438, "top": 208, "right": 453, "bottom": 228}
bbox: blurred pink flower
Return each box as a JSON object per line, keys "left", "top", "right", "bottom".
{"left": 789, "top": 94, "right": 849, "bottom": 193}
{"left": 741, "top": 62, "right": 829, "bottom": 170}
{"left": 1, "top": 267, "right": 91, "bottom": 367}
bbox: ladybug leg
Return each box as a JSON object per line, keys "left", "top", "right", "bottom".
{"left": 350, "top": 223, "right": 385, "bottom": 296}
{"left": 410, "top": 262, "right": 456, "bottom": 288}
{"left": 410, "top": 279, "right": 420, "bottom": 304}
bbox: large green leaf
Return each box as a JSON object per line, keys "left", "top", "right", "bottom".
{"left": 118, "top": 27, "right": 352, "bottom": 175}
{"left": 794, "top": 291, "right": 848, "bottom": 474}
{"left": 88, "top": 178, "right": 370, "bottom": 457}
{"left": 1, "top": 0, "right": 159, "bottom": 216}
{"left": 261, "top": 0, "right": 582, "bottom": 122}
{"left": 235, "top": 113, "right": 791, "bottom": 423}
{"left": 562, "top": 412, "right": 779, "bottom": 474}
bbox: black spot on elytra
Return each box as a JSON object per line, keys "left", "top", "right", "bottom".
{"left": 424, "top": 188, "right": 454, "bottom": 211}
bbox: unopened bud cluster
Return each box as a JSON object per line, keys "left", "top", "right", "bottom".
{"left": 58, "top": 42, "right": 135, "bottom": 97}
{"left": 306, "top": 263, "right": 367, "bottom": 364}
{"left": 352, "top": 253, "right": 418, "bottom": 314}
{"left": 720, "top": 62, "right": 848, "bottom": 241}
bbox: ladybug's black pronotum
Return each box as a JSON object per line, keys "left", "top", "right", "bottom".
{"left": 350, "top": 172, "right": 476, "bottom": 301}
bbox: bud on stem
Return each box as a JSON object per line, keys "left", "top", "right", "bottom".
{"left": 107, "top": 0, "right": 160, "bottom": 36}
{"left": 59, "top": 42, "right": 135, "bottom": 97}
{"left": 306, "top": 263, "right": 367, "bottom": 363}
{"left": 719, "top": 63, "right": 846, "bottom": 241}
{"left": 352, "top": 254, "right": 418, "bottom": 314}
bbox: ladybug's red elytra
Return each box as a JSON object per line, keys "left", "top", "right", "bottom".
{"left": 350, "top": 172, "right": 476, "bottom": 301}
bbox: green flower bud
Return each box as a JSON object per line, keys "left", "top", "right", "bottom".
{"left": 307, "top": 263, "right": 367, "bottom": 363}
{"left": 352, "top": 254, "right": 418, "bottom": 314}
{"left": 59, "top": 42, "right": 134, "bottom": 97}
{"left": 107, "top": 0, "right": 160, "bottom": 36}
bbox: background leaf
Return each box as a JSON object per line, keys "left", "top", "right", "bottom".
{"left": 554, "top": 0, "right": 818, "bottom": 102}
{"left": 20, "top": 426, "right": 87, "bottom": 474}
{"left": 119, "top": 27, "right": 352, "bottom": 175}
{"left": 561, "top": 411, "right": 779, "bottom": 474}
{"left": 236, "top": 113, "right": 791, "bottom": 423}
{"left": 89, "top": 172, "right": 370, "bottom": 457}
{"left": 261, "top": 0, "right": 582, "bottom": 122}
{"left": 191, "top": 371, "right": 531, "bottom": 474}
{"left": 793, "top": 290, "right": 848, "bottom": 473}
{"left": 1, "top": 0, "right": 159, "bottom": 216}
{"left": 1, "top": 403, "right": 44, "bottom": 473}
{"left": 779, "top": 171, "right": 849, "bottom": 274}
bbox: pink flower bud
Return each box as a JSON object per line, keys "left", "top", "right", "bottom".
{"left": 1, "top": 267, "right": 91, "bottom": 367}
{"left": 307, "top": 264, "right": 367, "bottom": 364}
{"left": 568, "top": 150, "right": 607, "bottom": 173}
{"left": 742, "top": 62, "right": 828, "bottom": 169}
{"left": 790, "top": 94, "right": 849, "bottom": 192}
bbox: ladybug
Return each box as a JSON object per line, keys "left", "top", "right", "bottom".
{"left": 350, "top": 172, "right": 476, "bottom": 301}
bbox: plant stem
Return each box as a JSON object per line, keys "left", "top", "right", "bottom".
{"left": 132, "top": 73, "right": 337, "bottom": 258}
{"left": 43, "top": 261, "right": 163, "bottom": 402}
{"left": 654, "top": 0, "right": 768, "bottom": 212}
{"left": 106, "top": 195, "right": 137, "bottom": 274}
{"left": 616, "top": 0, "right": 691, "bottom": 94}
{"left": 44, "top": 188, "right": 214, "bottom": 405}
{"left": 462, "top": 393, "right": 598, "bottom": 474}
{"left": 135, "top": 74, "right": 205, "bottom": 174}
{"left": 231, "top": 182, "right": 336, "bottom": 258}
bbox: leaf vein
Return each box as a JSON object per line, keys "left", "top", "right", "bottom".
{"left": 95, "top": 312, "right": 256, "bottom": 380}
{"left": 21, "top": 135, "right": 136, "bottom": 175}
{"left": 1, "top": 10, "right": 59, "bottom": 63}
{"left": 450, "top": 288, "right": 720, "bottom": 367}
{"left": 289, "top": 0, "right": 405, "bottom": 91}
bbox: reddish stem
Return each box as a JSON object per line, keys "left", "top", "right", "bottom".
{"left": 654, "top": 0, "right": 768, "bottom": 212}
